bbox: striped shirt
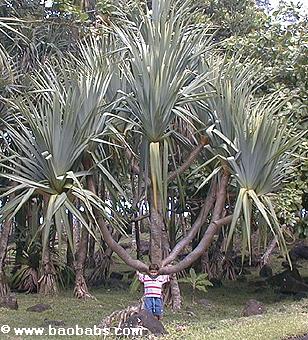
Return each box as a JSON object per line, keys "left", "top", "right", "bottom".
{"left": 138, "top": 273, "right": 170, "bottom": 298}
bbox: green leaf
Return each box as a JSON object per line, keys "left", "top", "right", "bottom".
{"left": 189, "top": 268, "right": 197, "bottom": 282}
{"left": 195, "top": 285, "right": 208, "bottom": 293}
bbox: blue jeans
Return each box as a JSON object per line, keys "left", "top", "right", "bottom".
{"left": 144, "top": 297, "right": 163, "bottom": 316}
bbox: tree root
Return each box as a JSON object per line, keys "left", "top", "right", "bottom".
{"left": 74, "top": 273, "right": 95, "bottom": 300}
{"left": 38, "top": 273, "right": 58, "bottom": 296}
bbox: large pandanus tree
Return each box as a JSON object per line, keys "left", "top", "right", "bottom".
{"left": 0, "top": 58, "right": 125, "bottom": 296}
{"left": 0, "top": 0, "right": 303, "bottom": 305}
{"left": 86, "top": 0, "right": 302, "bottom": 286}
{"left": 192, "top": 55, "right": 301, "bottom": 264}
{"left": 113, "top": 0, "right": 215, "bottom": 266}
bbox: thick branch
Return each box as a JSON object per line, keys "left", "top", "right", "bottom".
{"left": 260, "top": 236, "right": 278, "bottom": 267}
{"left": 86, "top": 173, "right": 148, "bottom": 273}
{"left": 159, "top": 215, "right": 233, "bottom": 275}
{"left": 162, "top": 181, "right": 217, "bottom": 266}
{"left": 97, "top": 215, "right": 148, "bottom": 272}
{"left": 167, "top": 136, "right": 209, "bottom": 183}
{"left": 160, "top": 172, "right": 230, "bottom": 274}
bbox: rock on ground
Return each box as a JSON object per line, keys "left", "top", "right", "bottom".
{"left": 0, "top": 294, "right": 18, "bottom": 310}
{"left": 122, "top": 309, "right": 167, "bottom": 336}
{"left": 27, "top": 303, "right": 52, "bottom": 312}
{"left": 259, "top": 265, "right": 273, "bottom": 278}
{"left": 267, "top": 269, "right": 302, "bottom": 287}
{"left": 198, "top": 299, "right": 213, "bottom": 309}
{"left": 242, "top": 299, "right": 266, "bottom": 317}
{"left": 41, "top": 319, "right": 65, "bottom": 327}
{"left": 280, "top": 275, "right": 308, "bottom": 294}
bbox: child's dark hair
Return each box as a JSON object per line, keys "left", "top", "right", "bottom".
{"left": 149, "top": 263, "right": 159, "bottom": 271}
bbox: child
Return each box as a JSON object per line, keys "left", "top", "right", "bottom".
{"left": 136, "top": 264, "right": 170, "bottom": 320}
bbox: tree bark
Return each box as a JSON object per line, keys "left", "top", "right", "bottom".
{"left": 135, "top": 221, "right": 141, "bottom": 260}
{"left": 95, "top": 207, "right": 232, "bottom": 275}
{"left": 66, "top": 212, "right": 74, "bottom": 268}
{"left": 87, "top": 234, "right": 96, "bottom": 268}
{"left": 208, "top": 229, "right": 224, "bottom": 279}
{"left": 14, "top": 205, "right": 27, "bottom": 269}
{"left": 149, "top": 204, "right": 163, "bottom": 266}
{"left": 88, "top": 232, "right": 121, "bottom": 286}
{"left": 74, "top": 227, "right": 91, "bottom": 299}
{"left": 169, "top": 195, "right": 176, "bottom": 249}
{"left": 96, "top": 214, "right": 148, "bottom": 272}
{"left": 161, "top": 217, "right": 232, "bottom": 275}
{"left": 169, "top": 274, "right": 182, "bottom": 310}
{"left": 200, "top": 251, "right": 210, "bottom": 274}
{"left": 161, "top": 226, "right": 182, "bottom": 310}
{"left": 39, "top": 195, "right": 58, "bottom": 296}
{"left": 73, "top": 156, "right": 95, "bottom": 298}
{"left": 0, "top": 219, "right": 11, "bottom": 297}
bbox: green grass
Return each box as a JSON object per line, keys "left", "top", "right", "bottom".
{"left": 164, "top": 280, "right": 308, "bottom": 340}
{"left": 0, "top": 261, "right": 307, "bottom": 339}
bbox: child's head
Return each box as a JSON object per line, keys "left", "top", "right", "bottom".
{"left": 148, "top": 263, "right": 159, "bottom": 276}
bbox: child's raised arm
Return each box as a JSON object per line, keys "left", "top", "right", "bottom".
{"left": 136, "top": 271, "right": 145, "bottom": 283}
{"left": 160, "top": 274, "right": 170, "bottom": 284}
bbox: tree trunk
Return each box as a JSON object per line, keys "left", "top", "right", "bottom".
{"left": 149, "top": 205, "right": 163, "bottom": 266}
{"left": 131, "top": 223, "right": 137, "bottom": 253}
{"left": 201, "top": 251, "right": 210, "bottom": 274}
{"left": 74, "top": 227, "right": 92, "bottom": 299}
{"left": 208, "top": 229, "right": 224, "bottom": 280}
{"left": 14, "top": 205, "right": 27, "bottom": 270}
{"left": 162, "top": 181, "right": 217, "bottom": 266}
{"left": 169, "top": 273, "right": 182, "bottom": 310}
{"left": 135, "top": 221, "right": 141, "bottom": 260}
{"left": 38, "top": 195, "right": 58, "bottom": 295}
{"left": 66, "top": 213, "right": 74, "bottom": 268}
{"left": 180, "top": 214, "right": 188, "bottom": 253}
{"left": 39, "top": 245, "right": 58, "bottom": 296}
{"left": 0, "top": 219, "right": 11, "bottom": 297}
{"left": 162, "top": 220, "right": 182, "bottom": 310}
{"left": 87, "top": 235, "right": 96, "bottom": 269}
{"left": 169, "top": 196, "right": 176, "bottom": 249}
{"left": 73, "top": 156, "right": 95, "bottom": 298}
{"left": 160, "top": 172, "right": 230, "bottom": 274}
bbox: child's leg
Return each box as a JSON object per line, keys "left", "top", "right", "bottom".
{"left": 154, "top": 298, "right": 163, "bottom": 320}
{"left": 144, "top": 297, "right": 154, "bottom": 314}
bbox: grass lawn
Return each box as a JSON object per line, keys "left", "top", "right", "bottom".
{"left": 0, "top": 261, "right": 307, "bottom": 339}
